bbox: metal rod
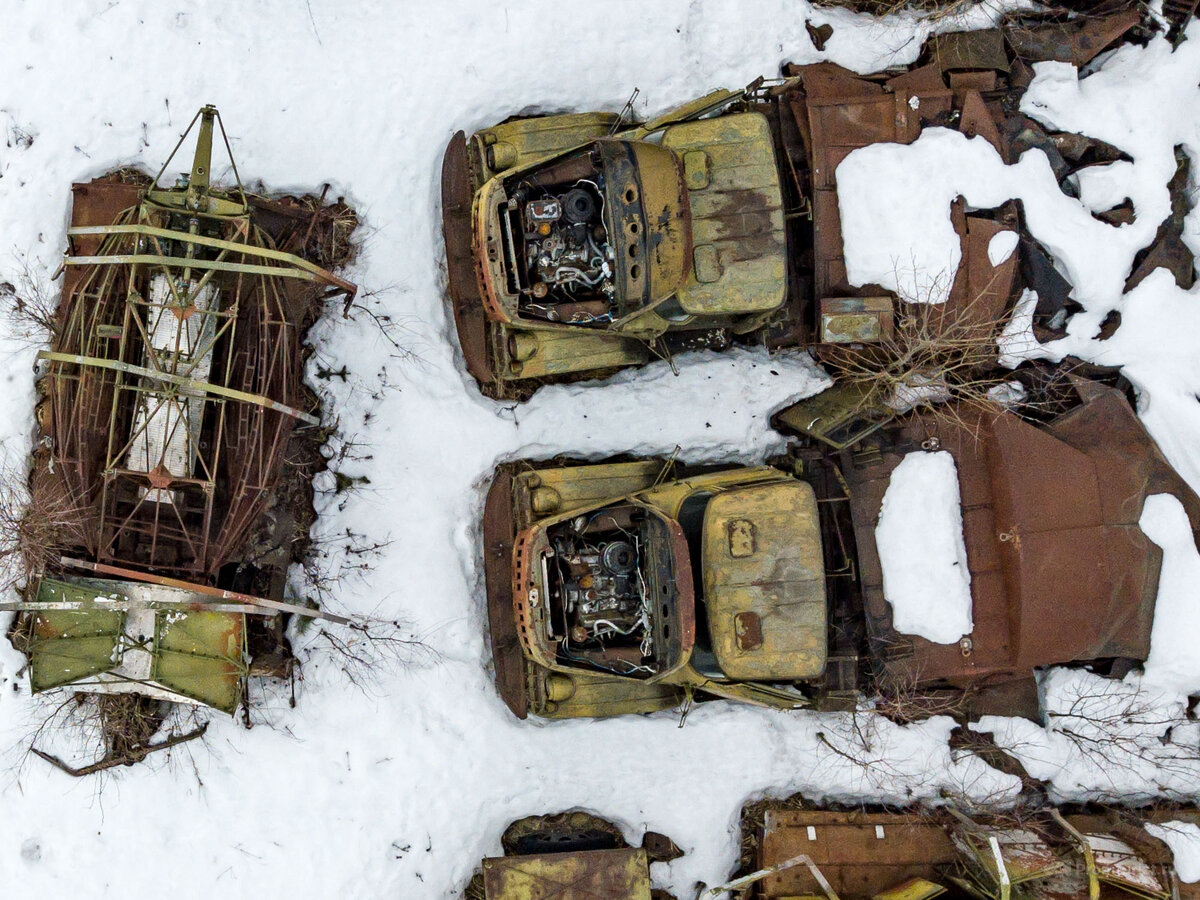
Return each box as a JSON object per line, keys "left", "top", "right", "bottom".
{"left": 37, "top": 350, "right": 320, "bottom": 425}
{"left": 57, "top": 556, "right": 352, "bottom": 625}
{"left": 68, "top": 223, "right": 354, "bottom": 294}
{"left": 703, "top": 853, "right": 840, "bottom": 899}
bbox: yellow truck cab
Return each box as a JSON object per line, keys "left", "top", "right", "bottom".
{"left": 443, "top": 88, "right": 791, "bottom": 396}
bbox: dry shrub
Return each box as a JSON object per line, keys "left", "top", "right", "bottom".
{"left": 825, "top": 288, "right": 1033, "bottom": 441}
{"left": 813, "top": 0, "right": 980, "bottom": 18}
{"left": 27, "top": 693, "right": 209, "bottom": 778}
{"left": 0, "top": 464, "right": 87, "bottom": 595}
{"left": 0, "top": 257, "right": 59, "bottom": 345}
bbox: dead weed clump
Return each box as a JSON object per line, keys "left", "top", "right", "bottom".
{"left": 826, "top": 287, "right": 1033, "bottom": 442}
{"left": 26, "top": 694, "right": 208, "bottom": 778}
{"left": 0, "top": 464, "right": 87, "bottom": 595}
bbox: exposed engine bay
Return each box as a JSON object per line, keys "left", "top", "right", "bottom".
{"left": 501, "top": 148, "right": 616, "bottom": 326}
{"left": 541, "top": 503, "right": 678, "bottom": 676}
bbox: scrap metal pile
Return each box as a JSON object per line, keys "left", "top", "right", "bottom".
{"left": 8, "top": 106, "right": 357, "bottom": 728}
{"left": 467, "top": 805, "right": 1200, "bottom": 900}
{"left": 442, "top": 8, "right": 1170, "bottom": 404}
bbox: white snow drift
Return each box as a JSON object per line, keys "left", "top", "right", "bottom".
{"left": 875, "top": 451, "right": 973, "bottom": 644}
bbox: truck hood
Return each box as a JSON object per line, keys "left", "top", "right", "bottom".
{"left": 702, "top": 482, "right": 826, "bottom": 681}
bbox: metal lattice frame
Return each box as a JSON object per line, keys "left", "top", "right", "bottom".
{"left": 38, "top": 107, "right": 351, "bottom": 580}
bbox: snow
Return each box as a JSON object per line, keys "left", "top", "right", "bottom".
{"left": 1, "top": 2, "right": 1199, "bottom": 894}
{"left": 0, "top": 2, "right": 1034, "bottom": 896}
{"left": 874, "top": 451, "right": 973, "bottom": 644}
{"left": 972, "top": 668, "right": 1200, "bottom": 802}
{"left": 997, "top": 289, "right": 1045, "bottom": 369}
{"left": 1146, "top": 822, "right": 1200, "bottom": 882}
{"left": 1138, "top": 493, "right": 1200, "bottom": 695}
{"left": 987, "top": 230, "right": 1019, "bottom": 267}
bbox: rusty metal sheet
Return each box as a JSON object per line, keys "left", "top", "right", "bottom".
{"left": 839, "top": 383, "right": 1200, "bottom": 687}
{"left": 1126, "top": 149, "right": 1194, "bottom": 292}
{"left": 928, "top": 29, "right": 1009, "bottom": 73}
{"left": 483, "top": 468, "right": 529, "bottom": 719}
{"left": 482, "top": 847, "right": 652, "bottom": 900}
{"left": 442, "top": 131, "right": 497, "bottom": 388}
{"left": 1006, "top": 9, "right": 1141, "bottom": 66}
{"left": 758, "top": 810, "right": 958, "bottom": 899}
{"left": 958, "top": 91, "right": 1004, "bottom": 154}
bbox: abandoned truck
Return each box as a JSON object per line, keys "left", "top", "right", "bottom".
{"left": 746, "top": 804, "right": 1200, "bottom": 900}
{"left": 441, "top": 11, "right": 1142, "bottom": 397}
{"left": 8, "top": 107, "right": 357, "bottom": 717}
{"left": 464, "top": 811, "right": 682, "bottom": 900}
{"left": 482, "top": 379, "right": 1200, "bottom": 720}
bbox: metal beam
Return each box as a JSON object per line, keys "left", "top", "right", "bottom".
{"left": 67, "top": 223, "right": 356, "bottom": 296}
{"left": 37, "top": 350, "right": 320, "bottom": 425}
{"left": 64, "top": 252, "right": 328, "bottom": 283}
{"left": 58, "top": 556, "right": 352, "bottom": 625}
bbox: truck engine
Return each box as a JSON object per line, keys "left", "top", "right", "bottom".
{"left": 543, "top": 505, "right": 657, "bottom": 675}
{"left": 503, "top": 150, "right": 616, "bottom": 325}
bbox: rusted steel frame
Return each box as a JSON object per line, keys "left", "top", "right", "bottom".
{"left": 95, "top": 309, "right": 228, "bottom": 490}
{"left": 166, "top": 490, "right": 204, "bottom": 572}
{"left": 36, "top": 352, "right": 320, "bottom": 425}
{"left": 102, "top": 466, "right": 214, "bottom": 489}
{"left": 64, "top": 252, "right": 336, "bottom": 286}
{"left": 98, "top": 378, "right": 215, "bottom": 481}
{"left": 71, "top": 222, "right": 355, "bottom": 296}
{"left": 59, "top": 556, "right": 352, "bottom": 625}
{"left": 65, "top": 222, "right": 338, "bottom": 274}
{"left": 97, "top": 242, "right": 140, "bottom": 565}
{"left": 214, "top": 281, "right": 278, "bottom": 567}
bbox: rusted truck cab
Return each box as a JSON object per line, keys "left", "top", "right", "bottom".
{"left": 443, "top": 90, "right": 789, "bottom": 396}
{"left": 484, "top": 458, "right": 852, "bottom": 719}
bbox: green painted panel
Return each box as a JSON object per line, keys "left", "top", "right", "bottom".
{"left": 153, "top": 611, "right": 245, "bottom": 714}
{"left": 29, "top": 579, "right": 124, "bottom": 691}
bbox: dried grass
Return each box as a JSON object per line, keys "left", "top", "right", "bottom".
{"left": 825, "top": 285, "right": 1030, "bottom": 443}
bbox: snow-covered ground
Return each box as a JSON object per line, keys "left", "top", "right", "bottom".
{"left": 1, "top": 1, "right": 1199, "bottom": 896}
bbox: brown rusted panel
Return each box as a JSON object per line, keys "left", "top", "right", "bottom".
{"left": 787, "top": 64, "right": 958, "bottom": 304}
{"left": 841, "top": 384, "right": 1200, "bottom": 687}
{"left": 928, "top": 29, "right": 1009, "bottom": 74}
{"left": 483, "top": 468, "right": 530, "bottom": 719}
{"left": 958, "top": 91, "right": 1004, "bottom": 154}
{"left": 441, "top": 131, "right": 497, "bottom": 387}
{"left": 949, "top": 70, "right": 999, "bottom": 94}
{"left": 1006, "top": 9, "right": 1141, "bottom": 66}
{"left": 758, "top": 810, "right": 958, "bottom": 899}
